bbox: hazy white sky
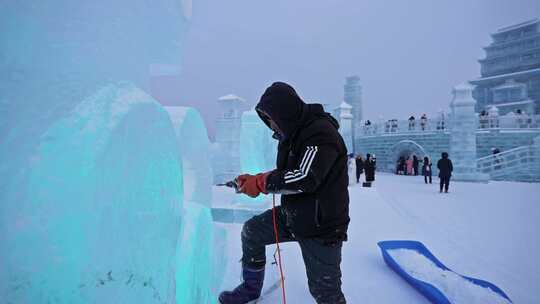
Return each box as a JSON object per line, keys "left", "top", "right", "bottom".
{"left": 168, "top": 0, "right": 540, "bottom": 136}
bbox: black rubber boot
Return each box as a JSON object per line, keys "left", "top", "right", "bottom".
{"left": 219, "top": 267, "right": 265, "bottom": 304}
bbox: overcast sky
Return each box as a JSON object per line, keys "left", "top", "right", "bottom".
{"left": 169, "top": 0, "right": 539, "bottom": 136}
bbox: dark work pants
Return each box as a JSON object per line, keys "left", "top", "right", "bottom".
{"left": 242, "top": 207, "right": 346, "bottom": 304}
{"left": 424, "top": 174, "right": 432, "bottom": 184}
{"left": 440, "top": 176, "right": 450, "bottom": 192}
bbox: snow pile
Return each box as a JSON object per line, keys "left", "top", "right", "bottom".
{"left": 388, "top": 249, "right": 511, "bottom": 304}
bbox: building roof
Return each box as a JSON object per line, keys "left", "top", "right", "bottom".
{"left": 345, "top": 75, "right": 360, "bottom": 83}
{"left": 218, "top": 94, "right": 246, "bottom": 102}
{"left": 495, "top": 18, "right": 539, "bottom": 35}
{"left": 470, "top": 67, "right": 540, "bottom": 83}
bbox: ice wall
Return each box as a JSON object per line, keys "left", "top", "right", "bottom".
{"left": 0, "top": 1, "right": 200, "bottom": 302}
{"left": 166, "top": 107, "right": 213, "bottom": 207}
{"left": 238, "top": 110, "right": 278, "bottom": 205}
{"left": 165, "top": 106, "right": 224, "bottom": 302}
{"left": 1, "top": 83, "right": 184, "bottom": 303}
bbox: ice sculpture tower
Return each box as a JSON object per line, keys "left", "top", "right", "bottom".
{"left": 213, "top": 94, "right": 245, "bottom": 183}
{"left": 336, "top": 102, "right": 354, "bottom": 153}
{"left": 344, "top": 76, "right": 363, "bottom": 151}
{"left": 449, "top": 83, "right": 489, "bottom": 182}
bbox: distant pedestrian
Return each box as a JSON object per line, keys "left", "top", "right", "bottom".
{"left": 364, "top": 120, "right": 372, "bottom": 135}
{"left": 492, "top": 147, "right": 501, "bottom": 170}
{"left": 479, "top": 110, "right": 488, "bottom": 129}
{"left": 398, "top": 156, "right": 406, "bottom": 175}
{"left": 412, "top": 155, "right": 419, "bottom": 176}
{"left": 406, "top": 156, "right": 413, "bottom": 175}
{"left": 437, "top": 152, "right": 453, "bottom": 193}
{"left": 420, "top": 114, "right": 427, "bottom": 131}
{"left": 390, "top": 119, "right": 398, "bottom": 132}
{"left": 365, "top": 153, "right": 376, "bottom": 183}
{"left": 355, "top": 154, "right": 364, "bottom": 183}
{"left": 437, "top": 111, "right": 446, "bottom": 130}
{"left": 422, "top": 156, "right": 432, "bottom": 184}
{"left": 408, "top": 116, "right": 416, "bottom": 131}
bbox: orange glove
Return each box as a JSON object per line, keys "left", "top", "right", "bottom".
{"left": 237, "top": 172, "right": 270, "bottom": 198}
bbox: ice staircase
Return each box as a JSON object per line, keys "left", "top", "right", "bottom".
{"left": 477, "top": 140, "right": 540, "bottom": 182}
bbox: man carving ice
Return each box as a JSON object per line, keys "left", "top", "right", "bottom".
{"left": 219, "top": 82, "right": 350, "bottom": 304}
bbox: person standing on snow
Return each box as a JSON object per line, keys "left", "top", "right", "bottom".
{"left": 218, "top": 82, "right": 349, "bottom": 304}
{"left": 412, "top": 155, "right": 419, "bottom": 176}
{"left": 406, "top": 156, "right": 413, "bottom": 176}
{"left": 355, "top": 154, "right": 364, "bottom": 183}
{"left": 437, "top": 152, "right": 453, "bottom": 193}
{"left": 422, "top": 156, "right": 432, "bottom": 184}
{"left": 364, "top": 153, "right": 376, "bottom": 183}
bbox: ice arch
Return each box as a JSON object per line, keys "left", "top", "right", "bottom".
{"left": 1, "top": 83, "right": 184, "bottom": 303}
{"left": 389, "top": 140, "right": 428, "bottom": 171}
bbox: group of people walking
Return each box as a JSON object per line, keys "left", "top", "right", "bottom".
{"left": 396, "top": 152, "right": 454, "bottom": 193}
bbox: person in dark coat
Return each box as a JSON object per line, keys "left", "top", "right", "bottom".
{"left": 219, "top": 82, "right": 349, "bottom": 304}
{"left": 422, "top": 156, "right": 432, "bottom": 184}
{"left": 364, "top": 153, "right": 376, "bottom": 182}
{"left": 412, "top": 155, "right": 419, "bottom": 176}
{"left": 437, "top": 152, "right": 453, "bottom": 193}
{"left": 355, "top": 154, "right": 364, "bottom": 183}
{"left": 398, "top": 156, "right": 406, "bottom": 175}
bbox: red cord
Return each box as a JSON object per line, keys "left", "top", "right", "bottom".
{"left": 272, "top": 194, "right": 287, "bottom": 304}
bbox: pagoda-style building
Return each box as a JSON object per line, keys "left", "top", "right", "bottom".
{"left": 470, "top": 19, "right": 540, "bottom": 114}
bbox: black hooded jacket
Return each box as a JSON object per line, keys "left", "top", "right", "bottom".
{"left": 256, "top": 82, "right": 350, "bottom": 241}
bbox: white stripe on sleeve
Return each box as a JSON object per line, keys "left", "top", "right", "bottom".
{"left": 284, "top": 146, "right": 314, "bottom": 179}
{"left": 285, "top": 146, "right": 318, "bottom": 184}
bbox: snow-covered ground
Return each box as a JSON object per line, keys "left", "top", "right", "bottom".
{"left": 214, "top": 173, "right": 540, "bottom": 303}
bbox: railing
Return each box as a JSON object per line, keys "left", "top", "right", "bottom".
{"left": 477, "top": 144, "right": 540, "bottom": 179}
{"left": 358, "top": 114, "right": 540, "bottom": 137}
{"left": 477, "top": 114, "right": 540, "bottom": 129}
{"left": 358, "top": 118, "right": 448, "bottom": 136}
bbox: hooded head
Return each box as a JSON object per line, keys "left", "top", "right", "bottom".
{"left": 255, "top": 82, "right": 306, "bottom": 140}
{"left": 441, "top": 152, "right": 449, "bottom": 159}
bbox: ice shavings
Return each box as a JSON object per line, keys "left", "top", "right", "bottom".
{"left": 388, "top": 249, "right": 511, "bottom": 304}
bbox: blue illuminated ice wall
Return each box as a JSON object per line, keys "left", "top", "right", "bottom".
{"left": 165, "top": 106, "right": 225, "bottom": 302}
{"left": 0, "top": 1, "right": 219, "bottom": 303}
{"left": 238, "top": 110, "right": 278, "bottom": 204}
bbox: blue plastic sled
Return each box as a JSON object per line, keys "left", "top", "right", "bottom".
{"left": 377, "top": 240, "right": 512, "bottom": 304}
